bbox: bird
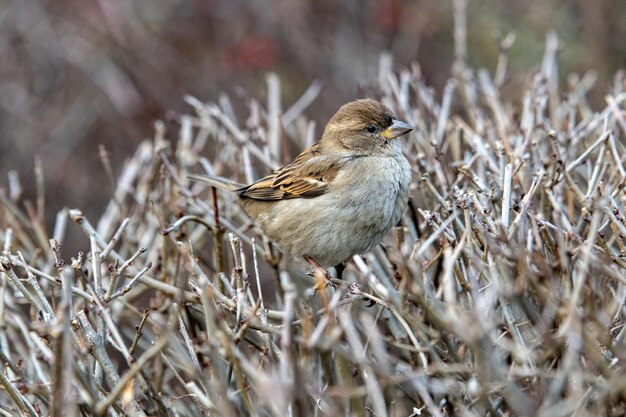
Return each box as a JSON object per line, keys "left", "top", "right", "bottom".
{"left": 190, "top": 99, "right": 413, "bottom": 275}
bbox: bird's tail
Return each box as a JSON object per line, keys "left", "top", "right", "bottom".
{"left": 188, "top": 174, "right": 244, "bottom": 193}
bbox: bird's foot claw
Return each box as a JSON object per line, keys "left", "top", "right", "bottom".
{"left": 363, "top": 297, "right": 376, "bottom": 307}
{"left": 304, "top": 256, "right": 335, "bottom": 290}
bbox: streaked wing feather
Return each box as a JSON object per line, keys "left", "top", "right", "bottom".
{"left": 280, "top": 177, "right": 328, "bottom": 198}
{"left": 237, "top": 143, "right": 340, "bottom": 201}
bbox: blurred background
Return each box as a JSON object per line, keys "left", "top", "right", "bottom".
{"left": 1, "top": 0, "right": 625, "bottom": 227}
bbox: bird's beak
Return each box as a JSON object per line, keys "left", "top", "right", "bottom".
{"left": 380, "top": 119, "right": 413, "bottom": 139}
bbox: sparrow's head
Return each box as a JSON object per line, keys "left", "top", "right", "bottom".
{"left": 321, "top": 99, "right": 413, "bottom": 154}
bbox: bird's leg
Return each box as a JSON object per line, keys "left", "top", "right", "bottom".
{"left": 303, "top": 255, "right": 335, "bottom": 290}
{"left": 337, "top": 260, "right": 374, "bottom": 306}
{"left": 304, "top": 255, "right": 329, "bottom": 279}
{"left": 333, "top": 263, "right": 345, "bottom": 280}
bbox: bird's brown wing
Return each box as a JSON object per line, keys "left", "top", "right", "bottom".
{"left": 237, "top": 143, "right": 342, "bottom": 201}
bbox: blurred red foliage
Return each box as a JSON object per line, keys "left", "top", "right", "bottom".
{"left": 225, "top": 35, "right": 279, "bottom": 71}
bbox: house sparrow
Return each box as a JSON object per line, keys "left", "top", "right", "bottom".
{"left": 190, "top": 99, "right": 413, "bottom": 270}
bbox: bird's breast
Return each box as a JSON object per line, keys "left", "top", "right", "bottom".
{"left": 243, "top": 152, "right": 412, "bottom": 267}
{"left": 331, "top": 153, "right": 411, "bottom": 230}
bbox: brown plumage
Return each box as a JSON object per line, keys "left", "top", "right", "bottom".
{"left": 190, "top": 99, "right": 413, "bottom": 268}
{"left": 237, "top": 143, "right": 337, "bottom": 200}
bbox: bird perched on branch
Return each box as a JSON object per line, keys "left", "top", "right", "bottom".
{"left": 190, "top": 99, "right": 413, "bottom": 275}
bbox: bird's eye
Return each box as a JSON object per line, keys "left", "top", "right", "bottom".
{"left": 366, "top": 125, "right": 377, "bottom": 133}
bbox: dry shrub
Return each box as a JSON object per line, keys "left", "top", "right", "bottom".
{"left": 1, "top": 34, "right": 626, "bottom": 417}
